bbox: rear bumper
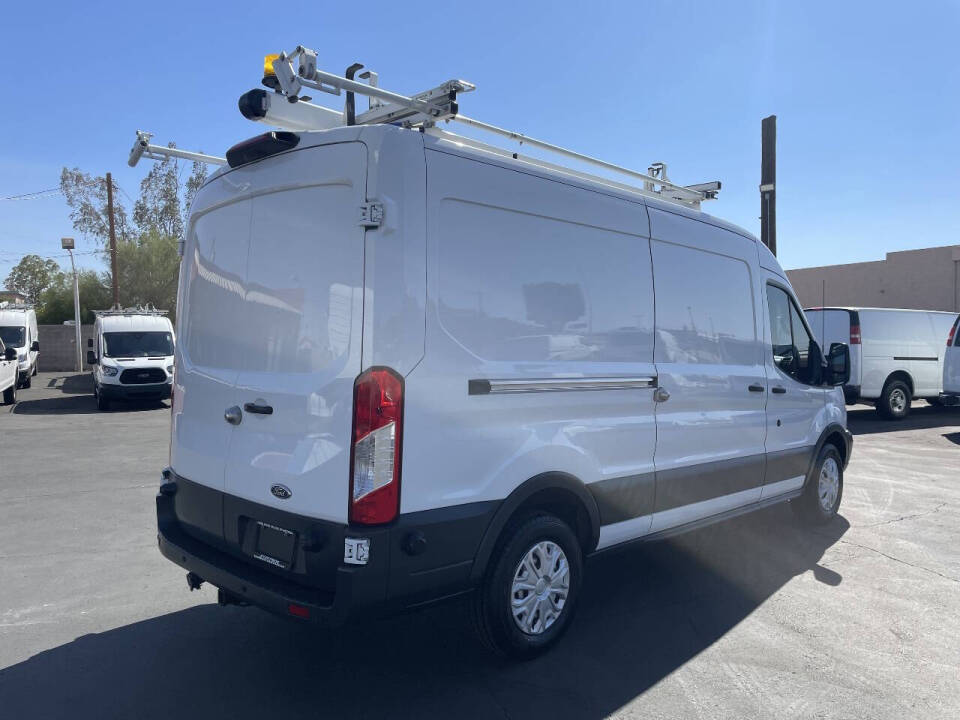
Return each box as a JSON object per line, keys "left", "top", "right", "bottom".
{"left": 156, "top": 470, "right": 498, "bottom": 625}
{"left": 100, "top": 381, "right": 171, "bottom": 400}
{"left": 939, "top": 392, "right": 960, "bottom": 406}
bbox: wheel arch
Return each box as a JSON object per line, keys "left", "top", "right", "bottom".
{"left": 883, "top": 370, "right": 914, "bottom": 397}
{"left": 469, "top": 471, "right": 600, "bottom": 584}
{"left": 809, "top": 423, "right": 852, "bottom": 479}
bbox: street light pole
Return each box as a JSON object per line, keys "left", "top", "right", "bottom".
{"left": 61, "top": 238, "right": 82, "bottom": 372}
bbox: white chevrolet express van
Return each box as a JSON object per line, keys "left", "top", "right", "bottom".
{"left": 805, "top": 307, "right": 958, "bottom": 419}
{"left": 944, "top": 315, "right": 960, "bottom": 401}
{"left": 157, "top": 125, "right": 853, "bottom": 656}
{"left": 0, "top": 304, "right": 40, "bottom": 388}
{"left": 87, "top": 310, "right": 175, "bottom": 411}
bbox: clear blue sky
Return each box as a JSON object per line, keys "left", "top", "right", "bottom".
{"left": 1, "top": 0, "right": 958, "bottom": 281}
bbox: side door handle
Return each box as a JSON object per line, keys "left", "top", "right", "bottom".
{"left": 243, "top": 402, "right": 274, "bottom": 415}
{"left": 771, "top": 386, "right": 786, "bottom": 394}
{"left": 748, "top": 384, "right": 765, "bottom": 393}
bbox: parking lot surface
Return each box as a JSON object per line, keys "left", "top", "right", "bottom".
{"left": 1, "top": 373, "right": 958, "bottom": 719}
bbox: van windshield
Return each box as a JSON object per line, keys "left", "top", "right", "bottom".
{"left": 0, "top": 326, "right": 25, "bottom": 348}
{"left": 103, "top": 331, "right": 174, "bottom": 358}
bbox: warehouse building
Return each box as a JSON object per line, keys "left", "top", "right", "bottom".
{"left": 787, "top": 244, "right": 960, "bottom": 312}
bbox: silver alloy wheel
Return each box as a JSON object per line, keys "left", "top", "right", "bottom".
{"left": 510, "top": 540, "right": 570, "bottom": 635}
{"left": 818, "top": 457, "right": 840, "bottom": 513}
{"left": 889, "top": 387, "right": 907, "bottom": 414}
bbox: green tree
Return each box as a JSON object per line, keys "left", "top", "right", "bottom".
{"left": 59, "top": 150, "right": 207, "bottom": 317}
{"left": 36, "top": 270, "right": 113, "bottom": 325}
{"left": 4, "top": 254, "right": 61, "bottom": 305}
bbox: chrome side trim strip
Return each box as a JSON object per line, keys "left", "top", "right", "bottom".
{"left": 468, "top": 376, "right": 656, "bottom": 395}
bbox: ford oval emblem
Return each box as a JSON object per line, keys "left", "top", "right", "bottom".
{"left": 270, "top": 484, "right": 292, "bottom": 500}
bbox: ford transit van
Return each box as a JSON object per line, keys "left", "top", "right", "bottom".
{"left": 157, "top": 124, "right": 853, "bottom": 656}
{"left": 0, "top": 303, "right": 39, "bottom": 388}
{"left": 87, "top": 309, "right": 175, "bottom": 411}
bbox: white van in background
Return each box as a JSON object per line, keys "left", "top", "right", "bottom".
{"left": 0, "top": 303, "right": 40, "bottom": 388}
{"left": 944, "top": 315, "right": 960, "bottom": 401}
{"left": 87, "top": 308, "right": 175, "bottom": 411}
{"left": 0, "top": 334, "right": 18, "bottom": 404}
{"left": 156, "top": 123, "right": 853, "bottom": 657}
{"left": 805, "top": 307, "right": 958, "bottom": 419}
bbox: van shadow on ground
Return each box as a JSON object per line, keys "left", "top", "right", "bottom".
{"left": 0, "top": 505, "right": 848, "bottom": 720}
{"left": 12, "top": 373, "right": 167, "bottom": 415}
{"left": 847, "top": 403, "right": 960, "bottom": 436}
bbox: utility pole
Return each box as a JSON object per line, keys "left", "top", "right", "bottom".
{"left": 106, "top": 172, "right": 119, "bottom": 308}
{"left": 61, "top": 238, "right": 82, "bottom": 372}
{"left": 760, "top": 115, "right": 777, "bottom": 256}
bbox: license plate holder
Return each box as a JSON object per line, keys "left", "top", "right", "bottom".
{"left": 254, "top": 521, "right": 297, "bottom": 569}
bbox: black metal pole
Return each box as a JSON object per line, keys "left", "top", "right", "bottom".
{"left": 760, "top": 115, "right": 776, "bottom": 256}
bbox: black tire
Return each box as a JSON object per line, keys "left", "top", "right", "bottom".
{"left": 877, "top": 378, "right": 911, "bottom": 420}
{"left": 791, "top": 444, "right": 844, "bottom": 525}
{"left": 3, "top": 380, "right": 16, "bottom": 405}
{"left": 95, "top": 384, "right": 110, "bottom": 411}
{"left": 31, "top": 363, "right": 37, "bottom": 376}
{"left": 471, "top": 513, "right": 583, "bottom": 659}
{"left": 22, "top": 372, "right": 31, "bottom": 389}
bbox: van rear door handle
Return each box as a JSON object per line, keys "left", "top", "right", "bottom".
{"left": 748, "top": 384, "right": 765, "bottom": 392}
{"left": 771, "top": 386, "right": 786, "bottom": 394}
{"left": 243, "top": 402, "right": 274, "bottom": 415}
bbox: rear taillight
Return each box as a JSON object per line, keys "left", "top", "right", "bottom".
{"left": 948, "top": 318, "right": 959, "bottom": 347}
{"left": 349, "top": 367, "right": 403, "bottom": 525}
{"left": 849, "top": 324, "right": 861, "bottom": 345}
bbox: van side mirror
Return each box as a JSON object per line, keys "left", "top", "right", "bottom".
{"left": 825, "top": 342, "right": 850, "bottom": 386}
{"left": 86, "top": 350, "right": 97, "bottom": 366}
{"left": 87, "top": 338, "right": 93, "bottom": 348}
{"left": 4, "top": 347, "right": 16, "bottom": 361}
{"left": 31, "top": 341, "right": 39, "bottom": 352}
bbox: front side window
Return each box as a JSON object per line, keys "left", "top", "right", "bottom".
{"left": 0, "top": 326, "right": 25, "bottom": 348}
{"left": 103, "top": 332, "right": 174, "bottom": 358}
{"left": 766, "top": 285, "right": 820, "bottom": 385}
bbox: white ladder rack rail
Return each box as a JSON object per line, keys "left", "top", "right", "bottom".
{"left": 0, "top": 302, "right": 35, "bottom": 310}
{"left": 94, "top": 305, "right": 169, "bottom": 317}
{"left": 128, "top": 131, "right": 226, "bottom": 167}
{"left": 263, "top": 46, "right": 720, "bottom": 209}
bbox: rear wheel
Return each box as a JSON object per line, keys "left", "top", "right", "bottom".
{"left": 3, "top": 380, "right": 16, "bottom": 405}
{"left": 792, "top": 444, "right": 843, "bottom": 525}
{"left": 471, "top": 513, "right": 583, "bottom": 658}
{"left": 22, "top": 372, "right": 31, "bottom": 389}
{"left": 877, "top": 378, "right": 911, "bottom": 420}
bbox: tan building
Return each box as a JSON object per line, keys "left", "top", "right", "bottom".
{"left": 787, "top": 244, "right": 960, "bottom": 312}
{"left": 0, "top": 289, "right": 28, "bottom": 304}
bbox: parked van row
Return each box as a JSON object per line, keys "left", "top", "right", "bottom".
{"left": 0, "top": 303, "right": 39, "bottom": 390}
{"left": 156, "top": 123, "right": 854, "bottom": 656}
{"left": 805, "top": 307, "right": 960, "bottom": 419}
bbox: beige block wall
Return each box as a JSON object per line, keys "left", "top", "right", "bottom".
{"left": 787, "top": 245, "right": 960, "bottom": 312}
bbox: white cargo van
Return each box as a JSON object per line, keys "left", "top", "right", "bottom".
{"left": 156, "top": 117, "right": 856, "bottom": 656}
{"left": 805, "top": 307, "right": 959, "bottom": 419}
{"left": 944, "top": 315, "right": 960, "bottom": 401}
{"left": 87, "top": 309, "right": 175, "bottom": 411}
{"left": 0, "top": 303, "right": 40, "bottom": 388}
{"left": 0, "top": 334, "right": 18, "bottom": 404}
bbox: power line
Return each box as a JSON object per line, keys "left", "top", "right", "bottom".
{"left": 0, "top": 187, "right": 61, "bottom": 201}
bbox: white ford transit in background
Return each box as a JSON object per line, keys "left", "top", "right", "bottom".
{"left": 0, "top": 303, "right": 40, "bottom": 388}
{"left": 805, "top": 307, "right": 958, "bottom": 419}
{"left": 944, "top": 315, "right": 960, "bottom": 402}
{"left": 0, "top": 334, "right": 18, "bottom": 405}
{"left": 156, "top": 121, "right": 854, "bottom": 657}
{"left": 87, "top": 308, "right": 175, "bottom": 411}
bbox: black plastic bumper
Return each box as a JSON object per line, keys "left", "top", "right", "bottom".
{"left": 156, "top": 470, "right": 498, "bottom": 625}
{"left": 842, "top": 385, "right": 861, "bottom": 404}
{"left": 101, "top": 381, "right": 171, "bottom": 400}
{"left": 939, "top": 392, "right": 960, "bottom": 406}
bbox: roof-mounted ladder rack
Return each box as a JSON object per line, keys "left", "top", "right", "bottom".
{"left": 94, "top": 305, "right": 169, "bottom": 317}
{"left": 241, "top": 45, "right": 720, "bottom": 209}
{"left": 128, "top": 131, "right": 226, "bottom": 167}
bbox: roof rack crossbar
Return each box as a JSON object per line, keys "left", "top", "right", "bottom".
{"left": 128, "top": 131, "right": 226, "bottom": 167}
{"left": 259, "top": 45, "right": 719, "bottom": 209}
{"left": 94, "top": 304, "right": 169, "bottom": 317}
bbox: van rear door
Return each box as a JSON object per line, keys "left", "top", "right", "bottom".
{"left": 223, "top": 142, "right": 367, "bottom": 524}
